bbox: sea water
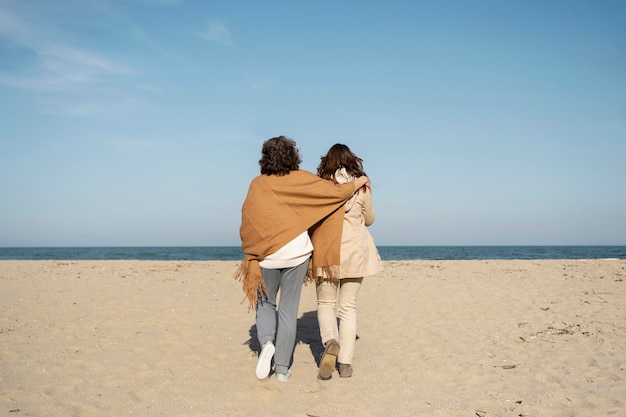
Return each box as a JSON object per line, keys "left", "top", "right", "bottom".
{"left": 0, "top": 246, "right": 624, "bottom": 261}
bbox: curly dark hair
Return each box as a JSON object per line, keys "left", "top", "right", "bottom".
{"left": 317, "top": 143, "right": 366, "bottom": 181}
{"left": 259, "top": 136, "right": 302, "bottom": 175}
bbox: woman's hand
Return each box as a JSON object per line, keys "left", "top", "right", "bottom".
{"left": 354, "top": 176, "right": 370, "bottom": 192}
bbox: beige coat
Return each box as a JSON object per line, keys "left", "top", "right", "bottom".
{"left": 338, "top": 188, "right": 384, "bottom": 278}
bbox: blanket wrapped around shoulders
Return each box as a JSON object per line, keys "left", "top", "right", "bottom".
{"left": 234, "top": 170, "right": 355, "bottom": 310}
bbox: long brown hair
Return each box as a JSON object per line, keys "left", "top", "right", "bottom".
{"left": 317, "top": 143, "right": 367, "bottom": 185}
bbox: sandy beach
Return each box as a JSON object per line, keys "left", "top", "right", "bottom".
{"left": 1, "top": 259, "right": 624, "bottom": 417}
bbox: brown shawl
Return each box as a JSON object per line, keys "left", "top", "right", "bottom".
{"left": 233, "top": 170, "right": 354, "bottom": 310}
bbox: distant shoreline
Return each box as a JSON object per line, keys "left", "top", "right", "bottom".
{"left": 1, "top": 245, "right": 624, "bottom": 261}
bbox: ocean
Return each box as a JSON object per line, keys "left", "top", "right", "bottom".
{"left": 0, "top": 246, "right": 625, "bottom": 261}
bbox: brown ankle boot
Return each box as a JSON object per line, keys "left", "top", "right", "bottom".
{"left": 318, "top": 340, "right": 340, "bottom": 380}
{"left": 338, "top": 363, "right": 353, "bottom": 378}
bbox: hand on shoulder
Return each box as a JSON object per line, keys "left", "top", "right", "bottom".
{"left": 354, "top": 176, "right": 370, "bottom": 192}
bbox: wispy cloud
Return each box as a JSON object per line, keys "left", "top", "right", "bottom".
{"left": 42, "top": 95, "right": 138, "bottom": 117}
{"left": 137, "top": 84, "right": 162, "bottom": 95}
{"left": 250, "top": 78, "right": 272, "bottom": 91}
{"left": 130, "top": 24, "right": 180, "bottom": 62}
{"left": 0, "top": 49, "right": 131, "bottom": 93}
{"left": 0, "top": 4, "right": 30, "bottom": 41}
{"left": 196, "top": 20, "right": 234, "bottom": 47}
{"left": 0, "top": 5, "right": 132, "bottom": 92}
{"left": 101, "top": 137, "right": 164, "bottom": 150}
{"left": 43, "top": 46, "right": 131, "bottom": 87}
{"left": 0, "top": 2, "right": 141, "bottom": 118}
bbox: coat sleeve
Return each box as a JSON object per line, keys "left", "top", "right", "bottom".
{"left": 362, "top": 190, "right": 376, "bottom": 226}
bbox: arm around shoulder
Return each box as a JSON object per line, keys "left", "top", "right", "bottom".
{"left": 353, "top": 176, "right": 370, "bottom": 192}
{"left": 363, "top": 187, "right": 376, "bottom": 226}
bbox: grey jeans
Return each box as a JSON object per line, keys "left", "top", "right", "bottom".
{"left": 256, "top": 259, "right": 308, "bottom": 375}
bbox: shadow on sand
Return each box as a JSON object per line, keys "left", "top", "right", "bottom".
{"left": 244, "top": 310, "right": 325, "bottom": 367}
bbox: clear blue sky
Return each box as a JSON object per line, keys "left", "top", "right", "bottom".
{"left": 1, "top": 0, "right": 625, "bottom": 247}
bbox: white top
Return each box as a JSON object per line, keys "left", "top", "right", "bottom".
{"left": 333, "top": 167, "right": 353, "bottom": 184}
{"left": 259, "top": 231, "right": 313, "bottom": 269}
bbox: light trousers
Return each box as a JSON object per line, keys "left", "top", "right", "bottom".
{"left": 316, "top": 277, "right": 363, "bottom": 365}
{"left": 256, "top": 260, "right": 307, "bottom": 375}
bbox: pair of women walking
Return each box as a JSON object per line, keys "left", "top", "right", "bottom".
{"left": 235, "top": 136, "right": 383, "bottom": 382}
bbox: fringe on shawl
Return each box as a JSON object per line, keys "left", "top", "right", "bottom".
{"left": 306, "top": 206, "right": 344, "bottom": 284}
{"left": 233, "top": 257, "right": 267, "bottom": 312}
{"left": 306, "top": 264, "right": 341, "bottom": 284}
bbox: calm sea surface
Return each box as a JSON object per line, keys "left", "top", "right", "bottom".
{"left": 0, "top": 246, "right": 624, "bottom": 261}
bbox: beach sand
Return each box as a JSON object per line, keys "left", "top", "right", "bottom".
{"left": 1, "top": 259, "right": 624, "bottom": 417}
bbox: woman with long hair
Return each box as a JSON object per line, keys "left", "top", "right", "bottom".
{"left": 315, "top": 143, "right": 383, "bottom": 380}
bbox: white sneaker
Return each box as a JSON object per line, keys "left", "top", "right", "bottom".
{"left": 275, "top": 369, "right": 292, "bottom": 382}
{"left": 255, "top": 342, "right": 275, "bottom": 380}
